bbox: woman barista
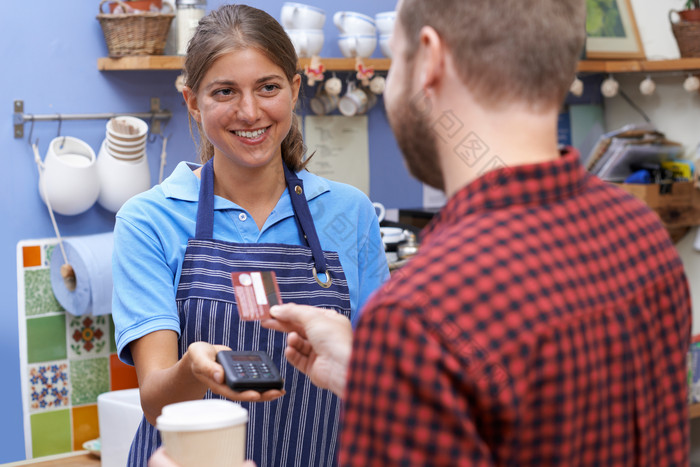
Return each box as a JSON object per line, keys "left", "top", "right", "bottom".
{"left": 111, "top": 5, "right": 389, "bottom": 466}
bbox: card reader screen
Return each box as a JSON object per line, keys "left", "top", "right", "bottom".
{"left": 231, "top": 355, "right": 263, "bottom": 362}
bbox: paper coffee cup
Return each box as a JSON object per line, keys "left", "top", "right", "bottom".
{"left": 156, "top": 399, "right": 248, "bottom": 467}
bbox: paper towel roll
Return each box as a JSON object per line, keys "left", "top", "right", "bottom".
{"left": 50, "top": 233, "right": 114, "bottom": 316}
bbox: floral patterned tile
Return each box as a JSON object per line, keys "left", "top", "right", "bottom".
{"left": 67, "top": 315, "right": 109, "bottom": 360}
{"left": 24, "top": 269, "right": 64, "bottom": 317}
{"left": 28, "top": 362, "right": 70, "bottom": 413}
{"left": 70, "top": 358, "right": 109, "bottom": 406}
{"left": 45, "top": 244, "right": 57, "bottom": 267}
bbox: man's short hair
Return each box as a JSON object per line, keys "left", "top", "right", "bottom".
{"left": 399, "top": 0, "right": 586, "bottom": 110}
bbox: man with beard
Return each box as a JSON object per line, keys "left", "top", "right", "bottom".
{"left": 151, "top": 0, "right": 692, "bottom": 465}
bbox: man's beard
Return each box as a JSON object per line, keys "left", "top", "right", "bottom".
{"left": 386, "top": 81, "right": 445, "bottom": 191}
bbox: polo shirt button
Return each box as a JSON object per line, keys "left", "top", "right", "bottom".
{"left": 239, "top": 213, "right": 247, "bottom": 221}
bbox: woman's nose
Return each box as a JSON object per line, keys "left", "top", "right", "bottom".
{"left": 236, "top": 94, "right": 259, "bottom": 123}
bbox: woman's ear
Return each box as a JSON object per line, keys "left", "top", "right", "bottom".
{"left": 182, "top": 86, "right": 202, "bottom": 123}
{"left": 291, "top": 74, "right": 302, "bottom": 107}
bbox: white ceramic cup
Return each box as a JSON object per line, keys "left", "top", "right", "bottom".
{"left": 333, "top": 11, "right": 376, "bottom": 35}
{"left": 379, "top": 34, "right": 392, "bottom": 58}
{"left": 372, "top": 202, "right": 386, "bottom": 223}
{"left": 310, "top": 91, "right": 339, "bottom": 115}
{"left": 339, "top": 82, "right": 372, "bottom": 116}
{"left": 39, "top": 136, "right": 100, "bottom": 216}
{"left": 338, "top": 34, "right": 377, "bottom": 58}
{"left": 96, "top": 140, "right": 151, "bottom": 213}
{"left": 285, "top": 29, "right": 324, "bottom": 58}
{"left": 375, "top": 11, "right": 396, "bottom": 35}
{"left": 157, "top": 400, "right": 249, "bottom": 467}
{"left": 281, "top": 2, "right": 326, "bottom": 29}
{"left": 106, "top": 116, "right": 149, "bottom": 142}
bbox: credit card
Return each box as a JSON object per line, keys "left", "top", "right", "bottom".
{"left": 231, "top": 271, "right": 282, "bottom": 321}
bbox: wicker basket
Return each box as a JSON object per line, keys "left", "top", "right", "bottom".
{"left": 97, "top": 0, "right": 175, "bottom": 57}
{"left": 670, "top": 10, "right": 700, "bottom": 58}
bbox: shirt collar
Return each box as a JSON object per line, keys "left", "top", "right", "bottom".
{"left": 423, "top": 147, "right": 588, "bottom": 240}
{"left": 161, "top": 161, "right": 330, "bottom": 207}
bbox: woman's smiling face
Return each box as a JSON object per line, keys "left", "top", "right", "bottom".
{"left": 185, "top": 47, "right": 301, "bottom": 170}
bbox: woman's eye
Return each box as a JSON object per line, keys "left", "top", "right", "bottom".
{"left": 262, "top": 84, "right": 280, "bottom": 93}
{"left": 214, "top": 88, "right": 234, "bottom": 97}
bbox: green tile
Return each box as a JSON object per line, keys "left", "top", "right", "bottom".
{"left": 70, "top": 358, "right": 109, "bottom": 406}
{"left": 24, "top": 269, "right": 64, "bottom": 316}
{"left": 109, "top": 314, "right": 117, "bottom": 354}
{"left": 31, "top": 409, "right": 71, "bottom": 457}
{"left": 27, "top": 315, "right": 67, "bottom": 364}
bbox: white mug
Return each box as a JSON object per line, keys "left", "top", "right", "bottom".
{"left": 372, "top": 202, "right": 386, "bottom": 223}
{"left": 339, "top": 82, "right": 375, "bottom": 116}
{"left": 285, "top": 29, "right": 324, "bottom": 58}
{"left": 333, "top": 11, "right": 376, "bottom": 35}
{"left": 310, "top": 90, "right": 339, "bottom": 115}
{"left": 281, "top": 2, "right": 326, "bottom": 29}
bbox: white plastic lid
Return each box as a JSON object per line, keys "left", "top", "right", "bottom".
{"left": 156, "top": 400, "right": 248, "bottom": 432}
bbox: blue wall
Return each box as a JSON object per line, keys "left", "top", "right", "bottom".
{"left": 0, "top": 0, "right": 411, "bottom": 461}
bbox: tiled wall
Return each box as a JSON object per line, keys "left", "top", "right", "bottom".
{"left": 18, "top": 240, "right": 139, "bottom": 459}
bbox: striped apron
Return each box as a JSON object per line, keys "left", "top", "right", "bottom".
{"left": 127, "top": 159, "right": 351, "bottom": 466}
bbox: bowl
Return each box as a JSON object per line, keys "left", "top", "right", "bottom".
{"left": 280, "top": 2, "right": 326, "bottom": 29}
{"left": 375, "top": 11, "right": 396, "bottom": 35}
{"left": 333, "top": 11, "right": 376, "bottom": 35}
{"left": 338, "top": 34, "right": 377, "bottom": 58}
{"left": 285, "top": 29, "right": 324, "bottom": 58}
{"left": 379, "top": 34, "right": 392, "bottom": 58}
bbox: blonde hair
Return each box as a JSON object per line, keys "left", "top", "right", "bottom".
{"left": 183, "top": 4, "right": 308, "bottom": 171}
{"left": 399, "top": 0, "right": 586, "bottom": 110}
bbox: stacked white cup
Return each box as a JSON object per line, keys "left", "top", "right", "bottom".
{"left": 281, "top": 3, "right": 326, "bottom": 58}
{"left": 96, "top": 116, "right": 152, "bottom": 213}
{"left": 334, "top": 11, "right": 377, "bottom": 58}
{"left": 375, "top": 11, "right": 396, "bottom": 58}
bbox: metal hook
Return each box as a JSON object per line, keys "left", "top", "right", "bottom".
{"left": 147, "top": 113, "right": 159, "bottom": 144}
{"left": 57, "top": 114, "right": 63, "bottom": 138}
{"left": 26, "top": 116, "right": 35, "bottom": 147}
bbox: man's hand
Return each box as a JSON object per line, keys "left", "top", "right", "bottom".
{"left": 261, "top": 304, "right": 352, "bottom": 398}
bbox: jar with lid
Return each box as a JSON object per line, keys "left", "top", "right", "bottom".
{"left": 176, "top": 0, "right": 206, "bottom": 55}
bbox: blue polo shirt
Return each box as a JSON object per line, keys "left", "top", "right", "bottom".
{"left": 113, "top": 161, "right": 390, "bottom": 365}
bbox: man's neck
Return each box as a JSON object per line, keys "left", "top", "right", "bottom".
{"left": 436, "top": 97, "right": 562, "bottom": 198}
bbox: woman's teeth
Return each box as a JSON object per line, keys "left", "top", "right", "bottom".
{"left": 234, "top": 128, "right": 267, "bottom": 138}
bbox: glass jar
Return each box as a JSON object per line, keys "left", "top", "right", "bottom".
{"left": 176, "top": 0, "right": 206, "bottom": 55}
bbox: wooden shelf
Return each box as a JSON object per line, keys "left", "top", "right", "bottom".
{"left": 98, "top": 56, "right": 700, "bottom": 74}
{"left": 97, "top": 56, "right": 392, "bottom": 71}
{"left": 577, "top": 58, "right": 700, "bottom": 73}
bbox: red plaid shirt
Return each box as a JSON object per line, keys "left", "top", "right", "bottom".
{"left": 340, "top": 149, "right": 691, "bottom": 466}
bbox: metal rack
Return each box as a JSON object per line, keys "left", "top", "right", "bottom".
{"left": 13, "top": 98, "right": 172, "bottom": 140}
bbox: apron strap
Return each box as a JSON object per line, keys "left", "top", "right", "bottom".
{"left": 283, "top": 163, "right": 330, "bottom": 278}
{"left": 194, "top": 159, "right": 331, "bottom": 284}
{"left": 195, "top": 159, "right": 215, "bottom": 239}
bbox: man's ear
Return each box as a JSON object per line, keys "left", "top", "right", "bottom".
{"left": 182, "top": 86, "right": 201, "bottom": 123}
{"left": 417, "top": 26, "right": 445, "bottom": 96}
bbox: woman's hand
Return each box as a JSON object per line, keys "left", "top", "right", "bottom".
{"left": 187, "top": 342, "right": 285, "bottom": 403}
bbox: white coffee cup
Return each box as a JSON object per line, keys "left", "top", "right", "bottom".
{"left": 310, "top": 90, "right": 339, "bottom": 115}
{"left": 333, "top": 11, "right": 376, "bottom": 35}
{"left": 375, "top": 11, "right": 396, "bottom": 35}
{"left": 338, "top": 34, "right": 377, "bottom": 58}
{"left": 157, "top": 400, "right": 249, "bottom": 467}
{"left": 38, "top": 136, "right": 100, "bottom": 216}
{"left": 339, "top": 82, "right": 375, "bottom": 116}
{"left": 281, "top": 2, "right": 326, "bottom": 29}
{"left": 379, "top": 34, "right": 392, "bottom": 58}
{"left": 285, "top": 29, "right": 324, "bottom": 58}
